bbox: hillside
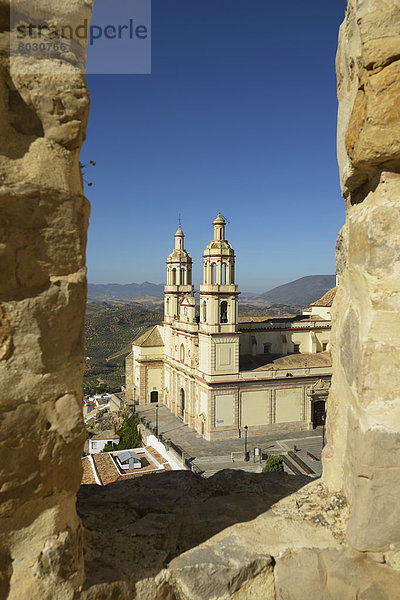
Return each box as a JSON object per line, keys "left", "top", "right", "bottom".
{"left": 257, "top": 275, "right": 336, "bottom": 306}
{"left": 84, "top": 302, "right": 163, "bottom": 393}
{"left": 87, "top": 282, "right": 164, "bottom": 301}
{"left": 238, "top": 303, "right": 303, "bottom": 316}
{"left": 85, "top": 302, "right": 163, "bottom": 360}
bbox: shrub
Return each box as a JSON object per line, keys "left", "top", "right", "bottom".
{"left": 102, "top": 442, "right": 118, "bottom": 453}
{"left": 262, "top": 455, "right": 284, "bottom": 473}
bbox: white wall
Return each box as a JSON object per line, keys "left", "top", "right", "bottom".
{"left": 146, "top": 435, "right": 186, "bottom": 471}
{"left": 89, "top": 437, "right": 119, "bottom": 454}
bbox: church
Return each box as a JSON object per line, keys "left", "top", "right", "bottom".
{"left": 125, "top": 214, "right": 334, "bottom": 440}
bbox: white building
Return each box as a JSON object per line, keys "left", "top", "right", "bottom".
{"left": 126, "top": 214, "right": 334, "bottom": 440}
{"left": 89, "top": 430, "right": 120, "bottom": 454}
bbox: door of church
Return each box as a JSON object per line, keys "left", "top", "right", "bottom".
{"left": 151, "top": 391, "right": 158, "bottom": 403}
{"left": 313, "top": 401, "right": 325, "bottom": 428}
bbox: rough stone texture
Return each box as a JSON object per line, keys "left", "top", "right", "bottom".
{"left": 336, "top": 0, "right": 400, "bottom": 196}
{"left": 76, "top": 472, "right": 353, "bottom": 600}
{"left": 2, "top": 1, "right": 400, "bottom": 598}
{"left": 0, "top": 1, "right": 92, "bottom": 598}
{"left": 76, "top": 471, "right": 331, "bottom": 599}
{"left": 323, "top": 0, "right": 400, "bottom": 564}
{"left": 275, "top": 547, "right": 400, "bottom": 600}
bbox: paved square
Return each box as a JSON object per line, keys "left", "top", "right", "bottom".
{"left": 135, "top": 404, "right": 324, "bottom": 478}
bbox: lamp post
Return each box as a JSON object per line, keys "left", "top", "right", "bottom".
{"left": 155, "top": 404, "right": 159, "bottom": 437}
{"left": 133, "top": 387, "right": 136, "bottom": 414}
{"left": 244, "top": 425, "right": 249, "bottom": 461}
{"left": 322, "top": 409, "right": 326, "bottom": 450}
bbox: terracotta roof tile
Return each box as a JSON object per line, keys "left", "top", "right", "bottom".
{"left": 91, "top": 430, "right": 119, "bottom": 441}
{"left": 81, "top": 457, "right": 97, "bottom": 485}
{"left": 92, "top": 453, "right": 119, "bottom": 485}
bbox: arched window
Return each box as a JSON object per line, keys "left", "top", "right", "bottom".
{"left": 220, "top": 301, "right": 228, "bottom": 323}
{"left": 202, "top": 300, "right": 207, "bottom": 322}
{"left": 180, "top": 344, "right": 185, "bottom": 362}
{"left": 166, "top": 298, "right": 170, "bottom": 315}
{"left": 171, "top": 268, "right": 176, "bottom": 285}
{"left": 222, "top": 263, "right": 227, "bottom": 285}
{"left": 211, "top": 263, "right": 216, "bottom": 284}
{"left": 187, "top": 269, "right": 192, "bottom": 285}
{"left": 180, "top": 268, "right": 185, "bottom": 285}
{"left": 180, "top": 388, "right": 185, "bottom": 415}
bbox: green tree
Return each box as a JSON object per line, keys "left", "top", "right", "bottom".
{"left": 262, "top": 455, "right": 284, "bottom": 473}
{"left": 116, "top": 414, "right": 142, "bottom": 450}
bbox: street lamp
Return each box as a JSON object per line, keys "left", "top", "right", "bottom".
{"left": 133, "top": 387, "right": 136, "bottom": 414}
{"left": 244, "top": 425, "right": 249, "bottom": 461}
{"left": 155, "top": 403, "right": 159, "bottom": 437}
{"left": 322, "top": 409, "right": 326, "bottom": 450}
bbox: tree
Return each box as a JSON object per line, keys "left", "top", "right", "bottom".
{"left": 262, "top": 455, "right": 284, "bottom": 473}
{"left": 116, "top": 414, "right": 142, "bottom": 450}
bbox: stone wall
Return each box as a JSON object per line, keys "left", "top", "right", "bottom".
{"left": 0, "top": 1, "right": 92, "bottom": 598}
{"left": 323, "top": 0, "right": 400, "bottom": 558}
{"left": 2, "top": 0, "right": 400, "bottom": 598}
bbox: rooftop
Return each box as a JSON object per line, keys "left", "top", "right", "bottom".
{"left": 91, "top": 430, "right": 119, "bottom": 441}
{"left": 133, "top": 325, "right": 164, "bottom": 348}
{"left": 81, "top": 446, "right": 173, "bottom": 486}
{"left": 238, "top": 314, "right": 300, "bottom": 324}
{"left": 81, "top": 456, "right": 97, "bottom": 485}
{"left": 238, "top": 314, "right": 330, "bottom": 328}
{"left": 240, "top": 351, "right": 332, "bottom": 372}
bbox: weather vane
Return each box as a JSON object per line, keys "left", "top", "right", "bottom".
{"left": 221, "top": 213, "right": 230, "bottom": 224}
{"left": 178, "top": 213, "right": 182, "bottom": 228}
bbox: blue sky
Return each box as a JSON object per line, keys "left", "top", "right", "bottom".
{"left": 81, "top": 0, "right": 348, "bottom": 293}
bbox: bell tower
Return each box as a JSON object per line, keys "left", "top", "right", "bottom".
{"left": 198, "top": 214, "right": 240, "bottom": 376}
{"left": 164, "top": 225, "right": 195, "bottom": 324}
{"left": 199, "top": 213, "right": 239, "bottom": 333}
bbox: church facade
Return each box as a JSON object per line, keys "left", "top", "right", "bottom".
{"left": 125, "top": 214, "right": 333, "bottom": 440}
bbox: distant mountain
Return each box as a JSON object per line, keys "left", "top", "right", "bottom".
{"left": 258, "top": 275, "right": 336, "bottom": 306}
{"left": 87, "top": 282, "right": 164, "bottom": 300}
{"left": 88, "top": 275, "right": 336, "bottom": 307}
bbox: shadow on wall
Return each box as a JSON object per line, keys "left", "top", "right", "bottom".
{"left": 77, "top": 469, "right": 309, "bottom": 591}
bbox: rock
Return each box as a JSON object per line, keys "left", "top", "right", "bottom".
{"left": 275, "top": 548, "right": 400, "bottom": 600}
{"left": 0, "top": 1, "right": 93, "bottom": 598}
{"left": 336, "top": 0, "right": 400, "bottom": 197}
{"left": 323, "top": 0, "right": 400, "bottom": 561}
{"left": 2, "top": 0, "right": 400, "bottom": 598}
{"left": 165, "top": 535, "right": 273, "bottom": 600}
{"left": 77, "top": 470, "right": 310, "bottom": 593}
